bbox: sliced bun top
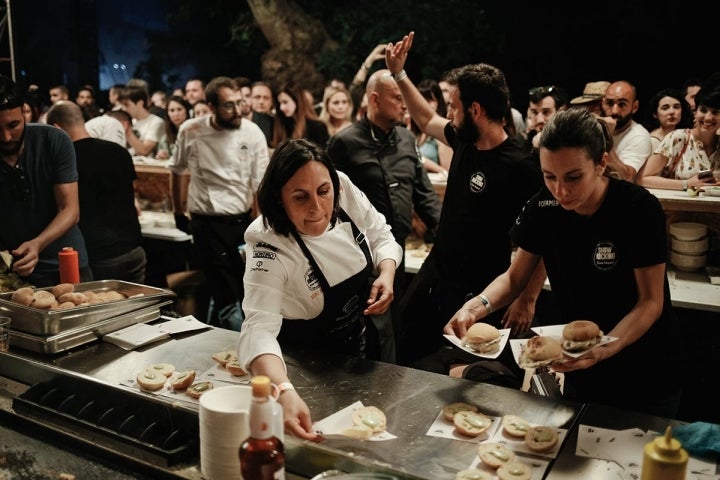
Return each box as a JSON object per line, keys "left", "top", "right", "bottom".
{"left": 562, "top": 320, "right": 602, "bottom": 342}
{"left": 465, "top": 322, "right": 500, "bottom": 344}
{"left": 525, "top": 335, "right": 562, "bottom": 362}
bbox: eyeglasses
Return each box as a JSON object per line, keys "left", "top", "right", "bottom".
{"left": 528, "top": 85, "right": 557, "bottom": 98}
{"left": 219, "top": 100, "right": 244, "bottom": 112}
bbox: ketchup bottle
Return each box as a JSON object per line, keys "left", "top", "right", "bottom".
{"left": 239, "top": 375, "right": 285, "bottom": 480}
{"left": 58, "top": 247, "right": 80, "bottom": 284}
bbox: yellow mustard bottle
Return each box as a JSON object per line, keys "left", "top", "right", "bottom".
{"left": 641, "top": 425, "right": 688, "bottom": 480}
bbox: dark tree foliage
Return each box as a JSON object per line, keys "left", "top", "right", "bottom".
{"left": 140, "top": 0, "right": 509, "bottom": 96}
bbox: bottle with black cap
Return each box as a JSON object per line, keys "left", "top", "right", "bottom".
{"left": 239, "top": 375, "right": 285, "bottom": 480}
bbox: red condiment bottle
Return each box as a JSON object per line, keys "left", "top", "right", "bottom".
{"left": 239, "top": 375, "right": 285, "bottom": 480}
{"left": 58, "top": 247, "right": 80, "bottom": 284}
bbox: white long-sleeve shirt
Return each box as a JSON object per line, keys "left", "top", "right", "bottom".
{"left": 238, "top": 172, "right": 403, "bottom": 371}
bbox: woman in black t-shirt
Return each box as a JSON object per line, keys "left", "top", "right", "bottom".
{"left": 445, "top": 108, "right": 683, "bottom": 417}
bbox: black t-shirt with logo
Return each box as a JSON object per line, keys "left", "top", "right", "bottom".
{"left": 429, "top": 123, "right": 541, "bottom": 298}
{"left": 511, "top": 177, "right": 683, "bottom": 407}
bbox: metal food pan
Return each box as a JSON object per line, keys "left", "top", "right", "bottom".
{"left": 8, "top": 300, "right": 172, "bottom": 354}
{"left": 0, "top": 280, "right": 176, "bottom": 335}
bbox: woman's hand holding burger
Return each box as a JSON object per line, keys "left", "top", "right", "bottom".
{"left": 552, "top": 345, "right": 605, "bottom": 373}
{"left": 444, "top": 298, "right": 486, "bottom": 338}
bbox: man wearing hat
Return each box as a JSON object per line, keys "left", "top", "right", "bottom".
{"left": 569, "top": 81, "right": 610, "bottom": 115}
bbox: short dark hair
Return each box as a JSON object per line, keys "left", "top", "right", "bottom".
{"left": 234, "top": 76, "right": 252, "bottom": 89}
{"left": 45, "top": 101, "right": 85, "bottom": 128}
{"left": 106, "top": 109, "right": 132, "bottom": 125}
{"left": 528, "top": 85, "right": 568, "bottom": 110}
{"left": 680, "top": 78, "right": 702, "bottom": 98}
{"left": 77, "top": 84, "right": 96, "bottom": 97}
{"left": 257, "top": 138, "right": 340, "bottom": 236}
{"left": 446, "top": 63, "right": 509, "bottom": 124}
{"left": 695, "top": 73, "right": 720, "bottom": 110}
{"left": 118, "top": 86, "right": 149, "bottom": 107}
{"left": 0, "top": 74, "right": 23, "bottom": 111}
{"left": 205, "top": 76, "right": 238, "bottom": 107}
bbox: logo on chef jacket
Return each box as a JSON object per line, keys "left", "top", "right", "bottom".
{"left": 593, "top": 241, "right": 617, "bottom": 271}
{"left": 256, "top": 242, "right": 278, "bottom": 252}
{"left": 469, "top": 171, "right": 486, "bottom": 193}
{"left": 305, "top": 267, "right": 320, "bottom": 291}
{"left": 253, "top": 250, "right": 276, "bottom": 260}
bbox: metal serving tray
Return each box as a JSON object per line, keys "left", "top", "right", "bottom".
{"left": 0, "top": 280, "right": 176, "bottom": 335}
{"left": 8, "top": 300, "right": 173, "bottom": 354}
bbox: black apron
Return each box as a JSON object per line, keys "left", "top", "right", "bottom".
{"left": 277, "top": 209, "right": 376, "bottom": 358}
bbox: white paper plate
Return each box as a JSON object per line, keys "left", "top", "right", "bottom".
{"left": 443, "top": 328, "right": 511, "bottom": 359}
{"left": 530, "top": 324, "right": 617, "bottom": 357}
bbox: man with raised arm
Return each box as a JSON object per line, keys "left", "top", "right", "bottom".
{"left": 385, "top": 32, "right": 546, "bottom": 369}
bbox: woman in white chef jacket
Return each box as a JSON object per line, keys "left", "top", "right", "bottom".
{"left": 238, "top": 138, "right": 403, "bottom": 441}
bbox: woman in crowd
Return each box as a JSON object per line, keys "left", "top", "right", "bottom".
{"left": 22, "top": 95, "right": 42, "bottom": 123}
{"left": 319, "top": 85, "right": 354, "bottom": 137}
{"left": 408, "top": 79, "right": 452, "bottom": 174}
{"left": 271, "top": 82, "right": 330, "bottom": 147}
{"left": 445, "top": 108, "right": 684, "bottom": 417}
{"left": 636, "top": 79, "right": 720, "bottom": 190}
{"left": 237, "top": 139, "right": 402, "bottom": 440}
{"left": 156, "top": 95, "right": 191, "bottom": 160}
{"left": 643, "top": 88, "right": 693, "bottom": 152}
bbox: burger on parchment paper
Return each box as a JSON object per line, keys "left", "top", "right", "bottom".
{"left": 462, "top": 322, "right": 501, "bottom": 354}
{"left": 561, "top": 320, "right": 603, "bottom": 352}
{"left": 518, "top": 335, "right": 563, "bottom": 369}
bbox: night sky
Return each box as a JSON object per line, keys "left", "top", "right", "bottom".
{"left": 4, "top": 1, "right": 712, "bottom": 122}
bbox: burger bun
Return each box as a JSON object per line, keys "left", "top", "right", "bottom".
{"left": 463, "top": 322, "right": 501, "bottom": 354}
{"left": 518, "top": 335, "right": 563, "bottom": 369}
{"left": 562, "top": 320, "right": 603, "bottom": 352}
{"left": 525, "top": 425, "right": 559, "bottom": 452}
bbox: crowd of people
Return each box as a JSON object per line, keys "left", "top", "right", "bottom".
{"left": 2, "top": 30, "right": 719, "bottom": 439}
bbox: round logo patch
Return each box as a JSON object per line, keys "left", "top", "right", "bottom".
{"left": 593, "top": 241, "right": 617, "bottom": 271}
{"left": 469, "top": 171, "right": 486, "bottom": 193}
{"left": 305, "top": 267, "right": 320, "bottom": 291}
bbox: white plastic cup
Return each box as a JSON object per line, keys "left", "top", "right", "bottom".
{"left": 199, "top": 385, "right": 252, "bottom": 480}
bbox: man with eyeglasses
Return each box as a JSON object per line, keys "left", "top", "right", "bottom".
{"left": 169, "top": 76, "right": 269, "bottom": 330}
{"left": 0, "top": 75, "right": 91, "bottom": 287}
{"left": 327, "top": 69, "right": 442, "bottom": 363}
{"left": 599, "top": 80, "right": 652, "bottom": 181}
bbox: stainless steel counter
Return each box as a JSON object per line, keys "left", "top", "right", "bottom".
{"left": 0, "top": 325, "right": 585, "bottom": 479}
{"left": 547, "top": 403, "right": 697, "bottom": 479}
